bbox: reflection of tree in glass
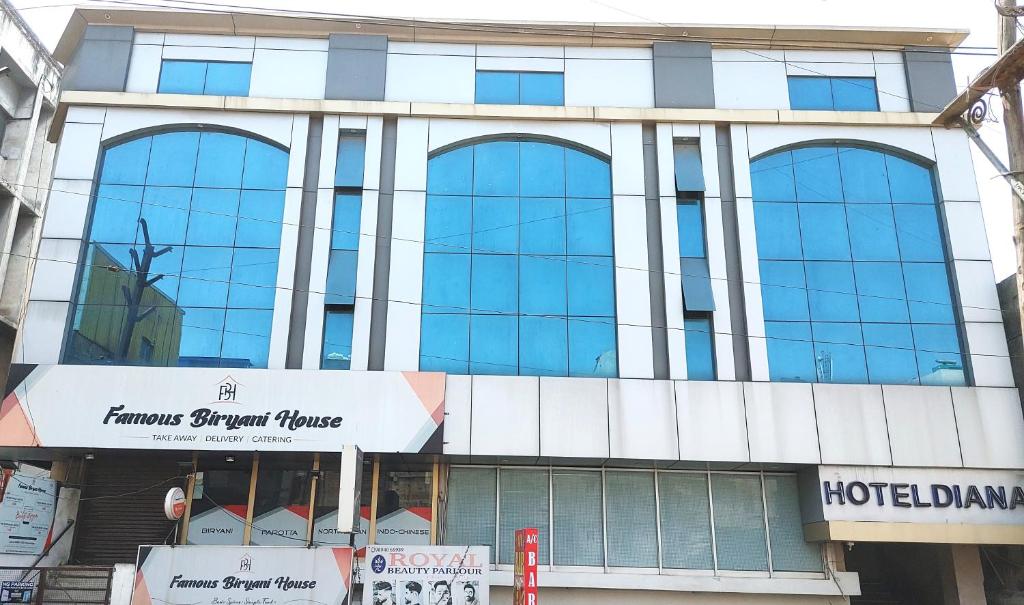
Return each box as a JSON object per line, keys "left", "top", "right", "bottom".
{"left": 115, "top": 218, "right": 173, "bottom": 361}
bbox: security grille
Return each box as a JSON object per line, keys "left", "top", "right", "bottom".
{"left": 0, "top": 566, "right": 113, "bottom": 604}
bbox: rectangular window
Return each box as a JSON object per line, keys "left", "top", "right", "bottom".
{"left": 321, "top": 134, "right": 365, "bottom": 369}
{"left": 605, "top": 471, "right": 658, "bottom": 568}
{"left": 158, "top": 60, "right": 251, "bottom": 96}
{"left": 321, "top": 308, "right": 353, "bottom": 370}
{"left": 788, "top": 76, "right": 879, "bottom": 111}
{"left": 445, "top": 467, "right": 820, "bottom": 576}
{"left": 497, "top": 469, "right": 550, "bottom": 565}
{"left": 445, "top": 467, "right": 497, "bottom": 563}
{"left": 187, "top": 454, "right": 254, "bottom": 545}
{"left": 250, "top": 455, "right": 313, "bottom": 545}
{"left": 684, "top": 314, "right": 715, "bottom": 380}
{"left": 475, "top": 71, "right": 564, "bottom": 106}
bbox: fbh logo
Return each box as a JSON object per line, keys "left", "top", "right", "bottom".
{"left": 371, "top": 554, "right": 387, "bottom": 574}
{"left": 216, "top": 376, "right": 241, "bottom": 403}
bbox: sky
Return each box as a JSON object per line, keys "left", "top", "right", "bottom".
{"left": 11, "top": 0, "right": 1020, "bottom": 279}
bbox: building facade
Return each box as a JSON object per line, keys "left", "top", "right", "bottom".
{"left": 2, "top": 7, "right": 1022, "bottom": 604}
{"left": 0, "top": 0, "right": 59, "bottom": 390}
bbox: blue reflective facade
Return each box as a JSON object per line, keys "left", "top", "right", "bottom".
{"left": 65, "top": 130, "right": 288, "bottom": 368}
{"left": 476, "top": 71, "right": 565, "bottom": 106}
{"left": 421, "top": 139, "right": 617, "bottom": 376}
{"left": 787, "top": 76, "right": 878, "bottom": 111}
{"left": 751, "top": 145, "right": 964, "bottom": 385}
{"left": 158, "top": 60, "right": 252, "bottom": 96}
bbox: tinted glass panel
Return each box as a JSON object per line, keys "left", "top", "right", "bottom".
{"left": 751, "top": 145, "right": 962, "bottom": 385}
{"left": 204, "top": 62, "right": 252, "bottom": 96}
{"left": 66, "top": 131, "right": 287, "bottom": 368}
{"left": 158, "top": 60, "right": 206, "bottom": 94}
{"left": 158, "top": 60, "right": 251, "bottom": 96}
{"left": 831, "top": 77, "right": 879, "bottom": 111}
{"left": 674, "top": 143, "right": 705, "bottom": 192}
{"left": 423, "top": 140, "right": 616, "bottom": 377}
{"left": 787, "top": 76, "right": 832, "bottom": 110}
{"left": 322, "top": 309, "right": 353, "bottom": 370}
{"left": 787, "top": 76, "right": 878, "bottom": 111}
{"left": 475, "top": 71, "right": 518, "bottom": 104}
{"left": 676, "top": 200, "right": 706, "bottom": 258}
{"left": 684, "top": 316, "right": 715, "bottom": 380}
{"left": 519, "top": 72, "right": 564, "bottom": 106}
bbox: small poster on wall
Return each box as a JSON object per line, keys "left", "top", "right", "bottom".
{"left": 363, "top": 545, "right": 489, "bottom": 605}
{"left": 0, "top": 473, "right": 57, "bottom": 555}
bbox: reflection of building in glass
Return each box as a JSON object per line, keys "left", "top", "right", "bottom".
{"left": 65, "top": 244, "right": 183, "bottom": 366}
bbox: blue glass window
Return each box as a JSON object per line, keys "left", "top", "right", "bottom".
{"left": 66, "top": 130, "right": 288, "bottom": 368}
{"left": 321, "top": 135, "right": 366, "bottom": 366}
{"left": 322, "top": 308, "right": 353, "bottom": 370}
{"left": 158, "top": 60, "right": 251, "bottom": 96}
{"left": 476, "top": 71, "right": 564, "bottom": 106}
{"left": 788, "top": 76, "right": 878, "bottom": 111}
{"left": 684, "top": 315, "right": 715, "bottom": 380}
{"left": 422, "top": 140, "right": 616, "bottom": 377}
{"left": 751, "top": 145, "right": 963, "bottom": 386}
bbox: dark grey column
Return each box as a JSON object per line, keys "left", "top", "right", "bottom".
{"left": 653, "top": 42, "right": 715, "bottom": 109}
{"left": 63, "top": 25, "right": 134, "bottom": 92}
{"left": 903, "top": 46, "right": 957, "bottom": 112}
{"left": 368, "top": 118, "right": 398, "bottom": 370}
{"left": 285, "top": 116, "right": 323, "bottom": 368}
{"left": 716, "top": 125, "right": 751, "bottom": 381}
{"left": 643, "top": 124, "right": 670, "bottom": 379}
{"left": 326, "top": 34, "right": 388, "bottom": 101}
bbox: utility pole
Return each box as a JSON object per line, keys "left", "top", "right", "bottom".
{"left": 999, "top": 0, "right": 1024, "bottom": 345}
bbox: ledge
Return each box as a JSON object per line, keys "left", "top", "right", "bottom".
{"left": 805, "top": 520, "right": 1024, "bottom": 545}
{"left": 487, "top": 569, "right": 861, "bottom": 596}
{"left": 50, "top": 90, "right": 942, "bottom": 143}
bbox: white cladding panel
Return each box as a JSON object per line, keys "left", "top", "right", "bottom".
{"left": 41, "top": 179, "right": 91, "bottom": 240}
{"left": 17, "top": 301, "right": 69, "bottom": 364}
{"left": 385, "top": 53, "right": 475, "bottom": 103}
{"left": 470, "top": 376, "right": 540, "bottom": 457}
{"left": 952, "top": 388, "right": 1024, "bottom": 469}
{"left": 539, "top": 377, "right": 610, "bottom": 459}
{"left": 675, "top": 381, "right": 749, "bottom": 463}
{"left": 743, "top": 382, "right": 820, "bottom": 464}
{"left": 813, "top": 384, "right": 892, "bottom": 466}
{"left": 29, "top": 239, "right": 81, "bottom": 302}
{"left": 713, "top": 50, "right": 789, "bottom": 110}
{"left": 250, "top": 49, "right": 328, "bottom": 99}
{"left": 882, "top": 385, "right": 963, "bottom": 467}
{"left": 608, "top": 379, "right": 678, "bottom": 460}
{"left": 442, "top": 375, "right": 472, "bottom": 456}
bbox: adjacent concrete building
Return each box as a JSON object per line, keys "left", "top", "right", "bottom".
{"left": 1, "top": 7, "right": 1021, "bottom": 605}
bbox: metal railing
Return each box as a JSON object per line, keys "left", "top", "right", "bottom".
{"left": 0, "top": 566, "right": 113, "bottom": 604}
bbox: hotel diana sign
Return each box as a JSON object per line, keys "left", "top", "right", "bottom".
{"left": 803, "top": 466, "right": 1024, "bottom": 527}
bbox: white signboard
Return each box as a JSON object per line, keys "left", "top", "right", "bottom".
{"left": 131, "top": 545, "right": 354, "bottom": 605}
{"left": 804, "top": 465, "right": 1024, "bottom": 526}
{"left": 0, "top": 474, "right": 56, "bottom": 555}
{"left": 1, "top": 365, "right": 444, "bottom": 453}
{"left": 363, "top": 545, "right": 489, "bottom": 605}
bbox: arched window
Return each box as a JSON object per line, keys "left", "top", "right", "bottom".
{"left": 420, "top": 139, "right": 617, "bottom": 377}
{"left": 65, "top": 130, "right": 289, "bottom": 368}
{"left": 750, "top": 145, "right": 964, "bottom": 386}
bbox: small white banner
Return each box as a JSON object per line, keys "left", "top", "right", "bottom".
{"left": 363, "top": 545, "right": 489, "bottom": 605}
{"left": 0, "top": 473, "right": 56, "bottom": 555}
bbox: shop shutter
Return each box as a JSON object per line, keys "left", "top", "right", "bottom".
{"left": 71, "top": 454, "right": 188, "bottom": 565}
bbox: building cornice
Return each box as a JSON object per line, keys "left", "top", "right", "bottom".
{"left": 53, "top": 6, "right": 969, "bottom": 64}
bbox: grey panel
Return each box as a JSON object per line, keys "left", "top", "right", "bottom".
{"left": 653, "top": 42, "right": 715, "bottom": 109}
{"left": 680, "top": 257, "right": 715, "bottom": 312}
{"left": 368, "top": 118, "right": 398, "bottom": 370}
{"left": 329, "top": 33, "right": 388, "bottom": 50}
{"left": 643, "top": 124, "right": 669, "bottom": 380}
{"left": 326, "top": 34, "right": 387, "bottom": 101}
{"left": 903, "top": 46, "right": 957, "bottom": 113}
{"left": 716, "top": 125, "right": 750, "bottom": 380}
{"left": 63, "top": 25, "right": 133, "bottom": 92}
{"left": 286, "top": 116, "right": 324, "bottom": 368}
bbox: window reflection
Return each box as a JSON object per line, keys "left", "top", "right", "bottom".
{"left": 187, "top": 454, "right": 253, "bottom": 545}
{"left": 421, "top": 140, "right": 617, "bottom": 377}
{"left": 66, "top": 130, "right": 288, "bottom": 368}
{"left": 751, "top": 145, "right": 963, "bottom": 385}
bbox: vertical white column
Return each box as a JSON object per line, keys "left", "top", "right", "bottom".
{"left": 20, "top": 114, "right": 104, "bottom": 364}
{"left": 268, "top": 114, "right": 308, "bottom": 369}
{"left": 301, "top": 115, "right": 341, "bottom": 369}
{"left": 656, "top": 123, "right": 687, "bottom": 379}
{"left": 931, "top": 127, "right": 1014, "bottom": 387}
{"left": 700, "top": 123, "right": 735, "bottom": 381}
{"left": 349, "top": 116, "right": 384, "bottom": 371}
{"left": 731, "top": 124, "right": 770, "bottom": 381}
{"left": 611, "top": 122, "right": 654, "bottom": 379}
{"left": 383, "top": 117, "right": 430, "bottom": 371}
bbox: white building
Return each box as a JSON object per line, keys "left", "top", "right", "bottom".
{"left": 1, "top": 6, "right": 1019, "bottom": 605}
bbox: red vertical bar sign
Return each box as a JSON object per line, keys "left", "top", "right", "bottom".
{"left": 513, "top": 528, "right": 539, "bottom": 605}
